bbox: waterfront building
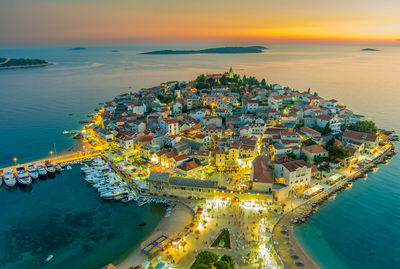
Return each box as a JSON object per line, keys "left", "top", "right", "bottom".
{"left": 282, "top": 159, "right": 312, "bottom": 190}
{"left": 342, "top": 130, "right": 378, "bottom": 152}
{"left": 302, "top": 144, "right": 328, "bottom": 163}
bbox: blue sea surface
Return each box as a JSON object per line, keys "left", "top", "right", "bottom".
{"left": 1, "top": 44, "right": 399, "bottom": 268}
{"left": 0, "top": 166, "right": 165, "bottom": 269}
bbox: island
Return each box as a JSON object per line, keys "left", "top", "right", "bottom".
{"left": 361, "top": 48, "right": 380, "bottom": 51}
{"left": 68, "top": 47, "right": 86, "bottom": 51}
{"left": 140, "top": 45, "right": 268, "bottom": 55}
{"left": 0, "top": 57, "right": 51, "bottom": 69}
{"left": 1, "top": 68, "right": 395, "bottom": 269}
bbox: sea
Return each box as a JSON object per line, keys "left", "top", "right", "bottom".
{"left": 0, "top": 43, "right": 399, "bottom": 268}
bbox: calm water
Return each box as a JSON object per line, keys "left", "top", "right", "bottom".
{"left": 0, "top": 166, "right": 165, "bottom": 269}
{"left": 1, "top": 44, "right": 399, "bottom": 268}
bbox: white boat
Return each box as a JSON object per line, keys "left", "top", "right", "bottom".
{"left": 45, "top": 164, "right": 56, "bottom": 175}
{"left": 100, "top": 188, "right": 129, "bottom": 199}
{"left": 15, "top": 166, "right": 32, "bottom": 186}
{"left": 36, "top": 162, "right": 47, "bottom": 178}
{"left": 3, "top": 168, "right": 17, "bottom": 187}
{"left": 45, "top": 254, "right": 54, "bottom": 262}
{"left": 122, "top": 194, "right": 135, "bottom": 203}
{"left": 27, "top": 164, "right": 39, "bottom": 179}
{"left": 66, "top": 165, "right": 72, "bottom": 170}
{"left": 55, "top": 164, "right": 63, "bottom": 172}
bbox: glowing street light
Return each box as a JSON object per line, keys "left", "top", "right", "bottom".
{"left": 49, "top": 150, "right": 54, "bottom": 158}
{"left": 13, "top": 157, "right": 18, "bottom": 166}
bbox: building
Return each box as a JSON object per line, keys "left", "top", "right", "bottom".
{"left": 282, "top": 160, "right": 312, "bottom": 190}
{"left": 342, "top": 130, "right": 378, "bottom": 152}
{"left": 148, "top": 171, "right": 218, "bottom": 199}
{"left": 251, "top": 155, "right": 274, "bottom": 192}
{"left": 302, "top": 144, "right": 328, "bottom": 163}
{"left": 160, "top": 118, "right": 180, "bottom": 135}
{"left": 299, "top": 126, "right": 323, "bottom": 143}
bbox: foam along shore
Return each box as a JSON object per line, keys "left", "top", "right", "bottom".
{"left": 115, "top": 202, "right": 194, "bottom": 269}
{"left": 272, "top": 143, "right": 395, "bottom": 269}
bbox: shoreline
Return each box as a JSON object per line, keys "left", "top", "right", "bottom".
{"left": 115, "top": 201, "right": 194, "bottom": 269}
{"left": 272, "top": 143, "right": 395, "bottom": 269}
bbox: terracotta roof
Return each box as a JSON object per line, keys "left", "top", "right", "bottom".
{"left": 173, "top": 154, "right": 189, "bottom": 162}
{"left": 282, "top": 159, "right": 310, "bottom": 172}
{"left": 178, "top": 160, "right": 199, "bottom": 171}
{"left": 252, "top": 155, "right": 274, "bottom": 183}
{"left": 300, "top": 126, "right": 321, "bottom": 136}
{"left": 102, "top": 265, "right": 117, "bottom": 269}
{"left": 303, "top": 144, "right": 328, "bottom": 153}
{"left": 316, "top": 114, "right": 333, "bottom": 121}
{"left": 342, "top": 130, "right": 377, "bottom": 142}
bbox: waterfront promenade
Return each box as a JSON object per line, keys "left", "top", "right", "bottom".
{"left": 271, "top": 143, "right": 395, "bottom": 269}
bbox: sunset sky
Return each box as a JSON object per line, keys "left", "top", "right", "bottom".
{"left": 1, "top": 0, "right": 400, "bottom": 46}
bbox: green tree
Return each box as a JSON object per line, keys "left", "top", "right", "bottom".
{"left": 347, "top": 120, "right": 377, "bottom": 134}
{"left": 191, "top": 265, "right": 209, "bottom": 269}
{"left": 215, "top": 260, "right": 231, "bottom": 269}
{"left": 191, "top": 251, "right": 219, "bottom": 268}
{"left": 261, "top": 78, "right": 267, "bottom": 88}
{"left": 303, "top": 138, "right": 317, "bottom": 146}
{"left": 220, "top": 255, "right": 235, "bottom": 268}
{"left": 326, "top": 138, "right": 349, "bottom": 162}
{"left": 220, "top": 75, "right": 228, "bottom": 85}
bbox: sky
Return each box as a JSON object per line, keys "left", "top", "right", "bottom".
{"left": 1, "top": 0, "right": 400, "bottom": 47}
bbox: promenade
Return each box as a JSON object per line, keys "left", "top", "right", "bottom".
{"left": 271, "top": 142, "right": 395, "bottom": 269}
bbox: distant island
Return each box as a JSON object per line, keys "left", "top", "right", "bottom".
{"left": 140, "top": 46, "right": 268, "bottom": 55}
{"left": 361, "top": 48, "right": 380, "bottom": 51}
{"left": 111, "top": 49, "right": 120, "bottom": 52}
{"left": 0, "top": 57, "right": 51, "bottom": 70}
{"left": 68, "top": 47, "right": 86, "bottom": 51}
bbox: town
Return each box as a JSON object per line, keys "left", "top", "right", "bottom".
{"left": 79, "top": 69, "right": 394, "bottom": 269}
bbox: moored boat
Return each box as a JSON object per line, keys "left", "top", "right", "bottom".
{"left": 15, "top": 166, "right": 32, "bottom": 186}
{"left": 3, "top": 168, "right": 17, "bottom": 187}
{"left": 27, "top": 164, "right": 39, "bottom": 180}
{"left": 45, "top": 163, "right": 56, "bottom": 176}
{"left": 55, "top": 164, "right": 64, "bottom": 172}
{"left": 36, "top": 162, "right": 47, "bottom": 178}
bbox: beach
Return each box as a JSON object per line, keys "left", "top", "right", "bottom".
{"left": 116, "top": 202, "right": 194, "bottom": 269}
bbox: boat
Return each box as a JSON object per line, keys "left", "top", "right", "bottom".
{"left": 27, "top": 164, "right": 39, "bottom": 179}
{"left": 15, "top": 166, "right": 32, "bottom": 186}
{"left": 122, "top": 194, "right": 135, "bottom": 203}
{"left": 45, "top": 254, "right": 54, "bottom": 262}
{"left": 55, "top": 164, "right": 64, "bottom": 172}
{"left": 45, "top": 163, "right": 56, "bottom": 176}
{"left": 66, "top": 165, "right": 72, "bottom": 170}
{"left": 36, "top": 162, "right": 47, "bottom": 178}
{"left": 3, "top": 168, "right": 17, "bottom": 187}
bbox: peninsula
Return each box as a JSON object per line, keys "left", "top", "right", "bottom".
{"left": 0, "top": 57, "right": 51, "bottom": 69}
{"left": 1, "top": 69, "right": 395, "bottom": 269}
{"left": 140, "top": 46, "right": 268, "bottom": 55}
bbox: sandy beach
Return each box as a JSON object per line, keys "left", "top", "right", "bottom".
{"left": 116, "top": 202, "right": 194, "bottom": 269}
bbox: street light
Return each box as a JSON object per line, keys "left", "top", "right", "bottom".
{"left": 49, "top": 150, "right": 54, "bottom": 158}
{"left": 13, "top": 157, "right": 18, "bottom": 166}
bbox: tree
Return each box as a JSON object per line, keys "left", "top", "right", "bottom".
{"left": 191, "top": 265, "right": 209, "bottom": 269}
{"left": 215, "top": 260, "right": 231, "bottom": 269}
{"left": 191, "top": 251, "right": 219, "bottom": 268}
{"left": 261, "top": 78, "right": 267, "bottom": 88}
{"left": 303, "top": 138, "right": 317, "bottom": 146}
{"left": 220, "top": 255, "right": 235, "bottom": 268}
{"left": 347, "top": 120, "right": 377, "bottom": 134}
{"left": 220, "top": 75, "right": 228, "bottom": 85}
{"left": 326, "top": 138, "right": 349, "bottom": 162}
{"left": 299, "top": 153, "right": 308, "bottom": 161}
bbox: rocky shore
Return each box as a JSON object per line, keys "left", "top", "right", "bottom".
{"left": 271, "top": 143, "right": 395, "bottom": 269}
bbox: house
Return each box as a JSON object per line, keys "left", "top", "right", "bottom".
{"left": 177, "top": 160, "right": 200, "bottom": 177}
{"left": 192, "top": 149, "right": 211, "bottom": 165}
{"left": 160, "top": 118, "right": 180, "bottom": 135}
{"left": 215, "top": 148, "right": 226, "bottom": 171}
{"left": 171, "top": 154, "right": 190, "bottom": 168}
{"left": 315, "top": 115, "right": 341, "bottom": 134}
{"left": 302, "top": 144, "right": 328, "bottom": 163}
{"left": 342, "top": 130, "right": 378, "bottom": 152}
{"left": 299, "top": 126, "right": 323, "bottom": 143}
{"left": 282, "top": 160, "right": 312, "bottom": 190}
{"left": 251, "top": 155, "right": 274, "bottom": 192}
